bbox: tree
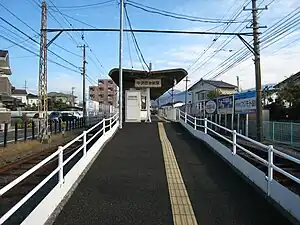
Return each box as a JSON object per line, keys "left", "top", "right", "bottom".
{"left": 207, "top": 89, "right": 222, "bottom": 99}
{"left": 277, "top": 81, "right": 300, "bottom": 108}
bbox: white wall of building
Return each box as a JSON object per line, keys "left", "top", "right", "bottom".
{"left": 27, "top": 98, "right": 38, "bottom": 106}
{"left": 12, "top": 94, "right": 27, "bottom": 104}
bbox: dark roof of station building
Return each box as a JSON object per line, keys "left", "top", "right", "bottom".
{"left": 188, "top": 78, "right": 237, "bottom": 91}
{"left": 108, "top": 68, "right": 187, "bottom": 100}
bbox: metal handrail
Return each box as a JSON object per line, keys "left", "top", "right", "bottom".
{"left": 178, "top": 110, "right": 300, "bottom": 189}
{"left": 0, "top": 113, "right": 119, "bottom": 224}
{"left": 207, "top": 119, "right": 233, "bottom": 133}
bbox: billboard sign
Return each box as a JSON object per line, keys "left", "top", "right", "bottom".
{"left": 235, "top": 91, "right": 256, "bottom": 114}
{"left": 217, "top": 95, "right": 234, "bottom": 114}
{"left": 135, "top": 79, "right": 161, "bottom": 88}
{"left": 205, "top": 100, "right": 217, "bottom": 114}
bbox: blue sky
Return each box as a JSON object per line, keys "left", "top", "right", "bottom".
{"left": 0, "top": 0, "right": 299, "bottom": 100}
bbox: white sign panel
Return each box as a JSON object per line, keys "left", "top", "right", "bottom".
{"left": 205, "top": 100, "right": 217, "bottom": 114}
{"left": 135, "top": 79, "right": 161, "bottom": 88}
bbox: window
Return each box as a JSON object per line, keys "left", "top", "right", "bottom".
{"left": 196, "top": 92, "right": 207, "bottom": 100}
{"left": 141, "top": 96, "right": 146, "bottom": 110}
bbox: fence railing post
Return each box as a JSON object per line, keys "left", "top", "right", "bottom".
{"left": 109, "top": 117, "right": 112, "bottom": 130}
{"left": 4, "top": 123, "right": 8, "bottom": 147}
{"left": 24, "top": 122, "right": 27, "bottom": 141}
{"left": 233, "top": 130, "right": 237, "bottom": 155}
{"left": 184, "top": 112, "right": 187, "bottom": 123}
{"left": 267, "top": 145, "right": 274, "bottom": 196}
{"left": 204, "top": 118, "right": 207, "bottom": 134}
{"left": 194, "top": 116, "right": 197, "bottom": 130}
{"left": 32, "top": 121, "right": 35, "bottom": 140}
{"left": 290, "top": 122, "right": 293, "bottom": 146}
{"left": 272, "top": 122, "right": 275, "bottom": 142}
{"left": 103, "top": 119, "right": 106, "bottom": 134}
{"left": 58, "top": 146, "right": 64, "bottom": 186}
{"left": 59, "top": 120, "right": 62, "bottom": 133}
{"left": 15, "top": 122, "right": 18, "bottom": 143}
{"left": 54, "top": 121, "right": 57, "bottom": 134}
{"left": 83, "top": 131, "right": 87, "bottom": 157}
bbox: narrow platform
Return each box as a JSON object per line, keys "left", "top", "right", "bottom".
{"left": 52, "top": 120, "right": 294, "bottom": 225}
{"left": 53, "top": 122, "right": 172, "bottom": 225}
{"left": 164, "top": 123, "right": 293, "bottom": 225}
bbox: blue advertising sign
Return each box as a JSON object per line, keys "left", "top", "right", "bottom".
{"left": 234, "top": 91, "right": 256, "bottom": 114}
{"left": 217, "top": 95, "right": 234, "bottom": 114}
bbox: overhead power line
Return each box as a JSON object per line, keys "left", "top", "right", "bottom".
{"left": 0, "top": 34, "right": 80, "bottom": 73}
{"left": 203, "top": 8, "right": 300, "bottom": 82}
{"left": 48, "top": 0, "right": 107, "bottom": 75}
{"left": 0, "top": 2, "right": 82, "bottom": 58}
{"left": 190, "top": 0, "right": 282, "bottom": 82}
{"left": 0, "top": 16, "right": 78, "bottom": 68}
{"left": 0, "top": 16, "right": 80, "bottom": 70}
{"left": 188, "top": 0, "right": 251, "bottom": 75}
{"left": 48, "top": 0, "right": 115, "bottom": 9}
{"left": 124, "top": 5, "right": 150, "bottom": 71}
{"left": 126, "top": 0, "right": 250, "bottom": 24}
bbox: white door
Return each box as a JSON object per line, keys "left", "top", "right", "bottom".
{"left": 125, "top": 91, "right": 141, "bottom": 122}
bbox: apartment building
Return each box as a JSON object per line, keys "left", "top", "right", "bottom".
{"left": 89, "top": 79, "right": 117, "bottom": 106}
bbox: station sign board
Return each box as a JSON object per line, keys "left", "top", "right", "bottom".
{"left": 205, "top": 100, "right": 217, "bottom": 114}
{"left": 135, "top": 79, "right": 162, "bottom": 88}
{"left": 234, "top": 91, "right": 256, "bottom": 114}
{"left": 217, "top": 95, "right": 234, "bottom": 114}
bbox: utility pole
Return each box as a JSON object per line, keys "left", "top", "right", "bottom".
{"left": 78, "top": 43, "right": 87, "bottom": 126}
{"left": 171, "top": 77, "right": 177, "bottom": 107}
{"left": 119, "top": 0, "right": 124, "bottom": 129}
{"left": 147, "top": 62, "right": 152, "bottom": 122}
{"left": 184, "top": 76, "right": 190, "bottom": 113}
{"left": 24, "top": 80, "right": 27, "bottom": 91}
{"left": 38, "top": 1, "right": 49, "bottom": 143}
{"left": 244, "top": 0, "right": 267, "bottom": 142}
{"left": 237, "top": 76, "right": 240, "bottom": 92}
{"left": 71, "top": 87, "right": 75, "bottom": 106}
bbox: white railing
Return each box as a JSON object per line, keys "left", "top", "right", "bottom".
{"left": 178, "top": 110, "right": 300, "bottom": 195}
{"left": 0, "top": 113, "right": 119, "bottom": 224}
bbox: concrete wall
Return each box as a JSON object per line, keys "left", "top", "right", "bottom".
{"left": 0, "top": 77, "right": 11, "bottom": 96}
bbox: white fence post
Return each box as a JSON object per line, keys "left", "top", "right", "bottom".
{"left": 233, "top": 130, "right": 237, "bottom": 155}
{"left": 184, "top": 112, "right": 187, "bottom": 123}
{"left": 267, "top": 145, "right": 274, "bottom": 196}
{"left": 83, "top": 131, "right": 87, "bottom": 157}
{"left": 58, "top": 146, "right": 64, "bottom": 186}
{"left": 194, "top": 116, "right": 197, "bottom": 130}
{"left": 103, "top": 119, "right": 106, "bottom": 134}
{"left": 109, "top": 117, "right": 112, "bottom": 130}
{"left": 204, "top": 118, "right": 207, "bottom": 134}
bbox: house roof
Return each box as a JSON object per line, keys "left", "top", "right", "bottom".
{"left": 188, "top": 79, "right": 237, "bottom": 91}
{"left": 12, "top": 89, "right": 27, "bottom": 95}
{"left": 275, "top": 71, "right": 300, "bottom": 88}
{"left": 27, "top": 93, "right": 38, "bottom": 99}
{"left": 48, "top": 92, "right": 75, "bottom": 98}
